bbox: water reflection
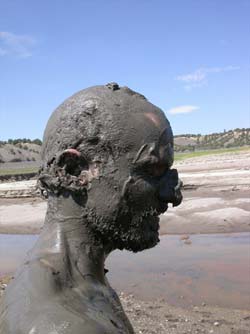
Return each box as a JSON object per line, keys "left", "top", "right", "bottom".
{"left": 106, "top": 233, "right": 250, "bottom": 310}
{"left": 0, "top": 233, "right": 249, "bottom": 309}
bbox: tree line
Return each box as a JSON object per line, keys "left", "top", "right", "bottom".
{"left": 0, "top": 138, "right": 42, "bottom": 146}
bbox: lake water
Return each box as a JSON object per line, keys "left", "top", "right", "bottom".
{"left": 0, "top": 233, "right": 249, "bottom": 310}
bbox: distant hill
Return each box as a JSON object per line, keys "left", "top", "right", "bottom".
{"left": 0, "top": 129, "right": 250, "bottom": 163}
{"left": 174, "top": 128, "right": 250, "bottom": 152}
{"left": 0, "top": 139, "right": 41, "bottom": 164}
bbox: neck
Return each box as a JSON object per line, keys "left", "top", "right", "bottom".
{"left": 33, "top": 194, "right": 107, "bottom": 284}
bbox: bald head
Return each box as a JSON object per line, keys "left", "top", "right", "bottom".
{"left": 38, "top": 83, "right": 174, "bottom": 197}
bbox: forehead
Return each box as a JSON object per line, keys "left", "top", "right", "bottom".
{"left": 115, "top": 108, "right": 173, "bottom": 152}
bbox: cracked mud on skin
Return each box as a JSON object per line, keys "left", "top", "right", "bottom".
{"left": 0, "top": 83, "right": 182, "bottom": 334}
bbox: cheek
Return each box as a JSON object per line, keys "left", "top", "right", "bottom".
{"left": 86, "top": 178, "right": 120, "bottom": 216}
{"left": 125, "top": 179, "right": 156, "bottom": 206}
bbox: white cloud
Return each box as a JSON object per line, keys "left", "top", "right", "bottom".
{"left": 176, "top": 66, "right": 240, "bottom": 90}
{"left": 176, "top": 69, "right": 206, "bottom": 83}
{"left": 0, "top": 31, "right": 36, "bottom": 58}
{"left": 167, "top": 105, "right": 199, "bottom": 115}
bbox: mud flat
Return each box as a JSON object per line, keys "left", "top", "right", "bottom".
{"left": 0, "top": 197, "right": 45, "bottom": 234}
{"left": 0, "top": 150, "right": 249, "bottom": 235}
{"left": 162, "top": 150, "right": 250, "bottom": 235}
{"left": 1, "top": 151, "right": 250, "bottom": 333}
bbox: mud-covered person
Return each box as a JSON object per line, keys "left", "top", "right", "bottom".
{"left": 0, "top": 83, "right": 182, "bottom": 334}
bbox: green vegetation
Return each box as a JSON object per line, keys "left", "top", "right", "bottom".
{"left": 174, "top": 146, "right": 250, "bottom": 161}
{"left": 1, "top": 129, "right": 250, "bottom": 152}
{"left": 1, "top": 147, "right": 249, "bottom": 176}
{"left": 174, "top": 128, "right": 250, "bottom": 152}
{"left": 0, "top": 166, "right": 39, "bottom": 176}
{"left": 0, "top": 130, "right": 250, "bottom": 177}
{"left": 0, "top": 138, "right": 42, "bottom": 146}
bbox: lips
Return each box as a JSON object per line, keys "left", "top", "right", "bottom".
{"left": 157, "top": 201, "right": 169, "bottom": 214}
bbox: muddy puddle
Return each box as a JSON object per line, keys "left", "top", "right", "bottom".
{"left": 0, "top": 233, "right": 249, "bottom": 310}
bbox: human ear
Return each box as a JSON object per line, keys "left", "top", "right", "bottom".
{"left": 38, "top": 148, "right": 96, "bottom": 197}
{"left": 56, "top": 149, "right": 89, "bottom": 177}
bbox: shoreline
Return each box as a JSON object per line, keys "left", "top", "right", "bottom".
{"left": 1, "top": 150, "right": 250, "bottom": 236}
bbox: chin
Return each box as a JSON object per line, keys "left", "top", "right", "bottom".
{"left": 126, "top": 236, "right": 160, "bottom": 252}
{"left": 121, "top": 215, "right": 160, "bottom": 253}
{"left": 88, "top": 207, "right": 161, "bottom": 252}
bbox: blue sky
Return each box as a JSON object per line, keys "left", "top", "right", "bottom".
{"left": 0, "top": 0, "right": 249, "bottom": 140}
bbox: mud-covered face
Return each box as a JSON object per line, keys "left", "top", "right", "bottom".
{"left": 118, "top": 127, "right": 182, "bottom": 252}
{"left": 39, "top": 84, "right": 182, "bottom": 252}
{"left": 86, "top": 121, "right": 182, "bottom": 253}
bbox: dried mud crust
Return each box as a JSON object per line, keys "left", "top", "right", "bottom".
{"left": 0, "top": 151, "right": 250, "bottom": 235}
{"left": 1, "top": 187, "right": 250, "bottom": 235}
{"left": 0, "top": 276, "right": 12, "bottom": 298}
{"left": 174, "top": 150, "right": 250, "bottom": 173}
{"left": 0, "top": 278, "right": 249, "bottom": 334}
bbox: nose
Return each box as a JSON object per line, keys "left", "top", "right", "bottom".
{"left": 158, "top": 169, "right": 183, "bottom": 207}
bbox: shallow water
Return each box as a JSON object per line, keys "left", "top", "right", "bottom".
{"left": 107, "top": 233, "right": 250, "bottom": 310}
{"left": 0, "top": 234, "right": 38, "bottom": 275}
{"left": 0, "top": 233, "right": 249, "bottom": 309}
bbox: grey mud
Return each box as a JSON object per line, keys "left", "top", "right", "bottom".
{"left": 0, "top": 83, "right": 182, "bottom": 334}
